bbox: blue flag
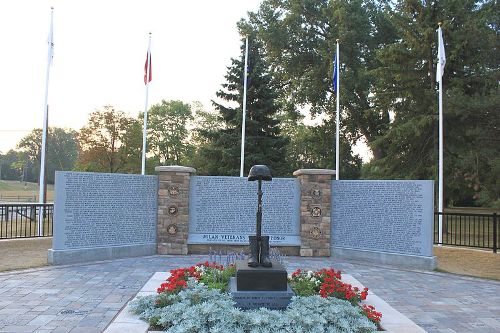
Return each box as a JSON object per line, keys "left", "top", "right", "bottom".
{"left": 332, "top": 53, "right": 338, "bottom": 92}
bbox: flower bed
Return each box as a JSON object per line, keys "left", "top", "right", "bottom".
{"left": 130, "top": 262, "right": 382, "bottom": 333}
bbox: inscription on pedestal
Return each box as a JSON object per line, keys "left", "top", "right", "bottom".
{"left": 229, "top": 278, "right": 294, "bottom": 310}
{"left": 188, "top": 176, "right": 300, "bottom": 245}
{"left": 331, "top": 180, "right": 433, "bottom": 256}
{"left": 53, "top": 171, "right": 157, "bottom": 250}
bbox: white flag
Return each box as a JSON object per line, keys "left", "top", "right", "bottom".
{"left": 47, "top": 9, "right": 54, "bottom": 65}
{"left": 436, "top": 26, "right": 446, "bottom": 82}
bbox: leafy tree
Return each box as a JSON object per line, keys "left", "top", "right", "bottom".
{"left": 120, "top": 117, "right": 143, "bottom": 174}
{"left": 77, "top": 106, "right": 139, "bottom": 173}
{"left": 196, "top": 32, "right": 288, "bottom": 176}
{"left": 0, "top": 150, "right": 24, "bottom": 181}
{"left": 285, "top": 119, "right": 362, "bottom": 179}
{"left": 246, "top": 0, "right": 396, "bottom": 162}
{"left": 248, "top": 0, "right": 498, "bottom": 206}
{"left": 147, "top": 100, "right": 193, "bottom": 166}
{"left": 188, "top": 103, "right": 221, "bottom": 170}
{"left": 367, "top": 0, "right": 499, "bottom": 206}
{"left": 16, "top": 127, "right": 78, "bottom": 183}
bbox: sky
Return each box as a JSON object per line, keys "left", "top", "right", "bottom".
{"left": 0, "top": 0, "right": 263, "bottom": 154}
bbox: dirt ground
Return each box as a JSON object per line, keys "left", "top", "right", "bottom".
{"left": 0, "top": 239, "right": 499, "bottom": 280}
{"left": 0, "top": 238, "right": 52, "bottom": 272}
{"left": 433, "top": 245, "right": 500, "bottom": 280}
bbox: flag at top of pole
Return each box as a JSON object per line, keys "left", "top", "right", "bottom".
{"left": 436, "top": 25, "right": 446, "bottom": 83}
{"left": 141, "top": 33, "right": 152, "bottom": 175}
{"left": 333, "top": 40, "right": 340, "bottom": 180}
{"left": 47, "top": 8, "right": 54, "bottom": 66}
{"left": 332, "top": 50, "right": 338, "bottom": 93}
{"left": 144, "top": 41, "right": 152, "bottom": 85}
{"left": 436, "top": 23, "right": 446, "bottom": 245}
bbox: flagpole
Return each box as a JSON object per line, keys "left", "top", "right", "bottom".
{"left": 335, "top": 40, "right": 340, "bottom": 181}
{"left": 38, "top": 7, "right": 54, "bottom": 236}
{"left": 240, "top": 36, "right": 249, "bottom": 177}
{"left": 142, "top": 32, "right": 151, "bottom": 175}
{"left": 437, "top": 23, "right": 444, "bottom": 245}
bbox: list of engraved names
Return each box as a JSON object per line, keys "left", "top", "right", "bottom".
{"left": 332, "top": 181, "right": 432, "bottom": 256}
{"left": 61, "top": 172, "right": 157, "bottom": 249}
{"left": 189, "top": 176, "right": 300, "bottom": 237}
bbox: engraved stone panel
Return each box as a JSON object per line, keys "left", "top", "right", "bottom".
{"left": 53, "top": 171, "right": 157, "bottom": 250}
{"left": 188, "top": 176, "right": 300, "bottom": 245}
{"left": 331, "top": 180, "right": 434, "bottom": 256}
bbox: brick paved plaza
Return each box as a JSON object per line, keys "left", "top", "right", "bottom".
{"left": 0, "top": 255, "right": 499, "bottom": 333}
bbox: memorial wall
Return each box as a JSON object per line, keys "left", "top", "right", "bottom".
{"left": 47, "top": 167, "right": 436, "bottom": 269}
{"left": 331, "top": 180, "right": 434, "bottom": 257}
{"left": 51, "top": 171, "right": 157, "bottom": 262}
{"left": 188, "top": 176, "right": 300, "bottom": 245}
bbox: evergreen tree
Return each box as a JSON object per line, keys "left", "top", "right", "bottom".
{"left": 196, "top": 32, "right": 288, "bottom": 176}
{"left": 246, "top": 0, "right": 396, "bottom": 162}
{"left": 367, "top": 0, "right": 499, "bottom": 206}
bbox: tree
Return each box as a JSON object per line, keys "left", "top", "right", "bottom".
{"left": 16, "top": 127, "right": 79, "bottom": 183}
{"left": 147, "top": 100, "right": 193, "bottom": 166}
{"left": 246, "top": 0, "right": 396, "bottom": 162}
{"left": 77, "top": 106, "right": 139, "bottom": 173}
{"left": 120, "top": 117, "right": 143, "bottom": 174}
{"left": 285, "top": 119, "right": 362, "bottom": 179}
{"left": 0, "top": 150, "right": 24, "bottom": 181}
{"left": 248, "top": 0, "right": 498, "bottom": 206}
{"left": 187, "top": 102, "right": 221, "bottom": 169}
{"left": 196, "top": 32, "right": 288, "bottom": 176}
{"left": 367, "top": 0, "right": 499, "bottom": 206}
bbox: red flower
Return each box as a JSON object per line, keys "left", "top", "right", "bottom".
{"left": 157, "top": 262, "right": 226, "bottom": 295}
{"left": 291, "top": 269, "right": 301, "bottom": 278}
{"left": 362, "top": 304, "right": 382, "bottom": 323}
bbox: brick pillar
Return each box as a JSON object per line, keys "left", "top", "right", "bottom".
{"left": 293, "top": 169, "right": 335, "bottom": 257}
{"left": 156, "top": 166, "right": 196, "bottom": 255}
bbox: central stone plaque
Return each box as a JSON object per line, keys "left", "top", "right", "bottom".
{"left": 188, "top": 176, "right": 300, "bottom": 245}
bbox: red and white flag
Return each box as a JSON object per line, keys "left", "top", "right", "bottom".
{"left": 144, "top": 48, "right": 152, "bottom": 85}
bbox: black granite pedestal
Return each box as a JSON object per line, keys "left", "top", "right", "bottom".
{"left": 235, "top": 260, "right": 288, "bottom": 291}
{"left": 230, "top": 260, "right": 295, "bottom": 310}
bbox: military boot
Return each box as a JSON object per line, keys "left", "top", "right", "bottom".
{"left": 247, "top": 236, "right": 259, "bottom": 267}
{"left": 259, "top": 236, "right": 272, "bottom": 267}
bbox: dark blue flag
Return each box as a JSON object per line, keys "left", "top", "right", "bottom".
{"left": 332, "top": 53, "right": 338, "bottom": 93}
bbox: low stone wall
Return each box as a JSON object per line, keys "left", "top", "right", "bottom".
{"left": 49, "top": 167, "right": 438, "bottom": 270}
{"left": 156, "top": 167, "right": 335, "bottom": 258}
{"left": 49, "top": 171, "right": 157, "bottom": 265}
{"left": 331, "top": 180, "right": 436, "bottom": 269}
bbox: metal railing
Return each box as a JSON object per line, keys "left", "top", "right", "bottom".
{"left": 0, "top": 203, "right": 54, "bottom": 239}
{"left": 434, "top": 212, "right": 498, "bottom": 253}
